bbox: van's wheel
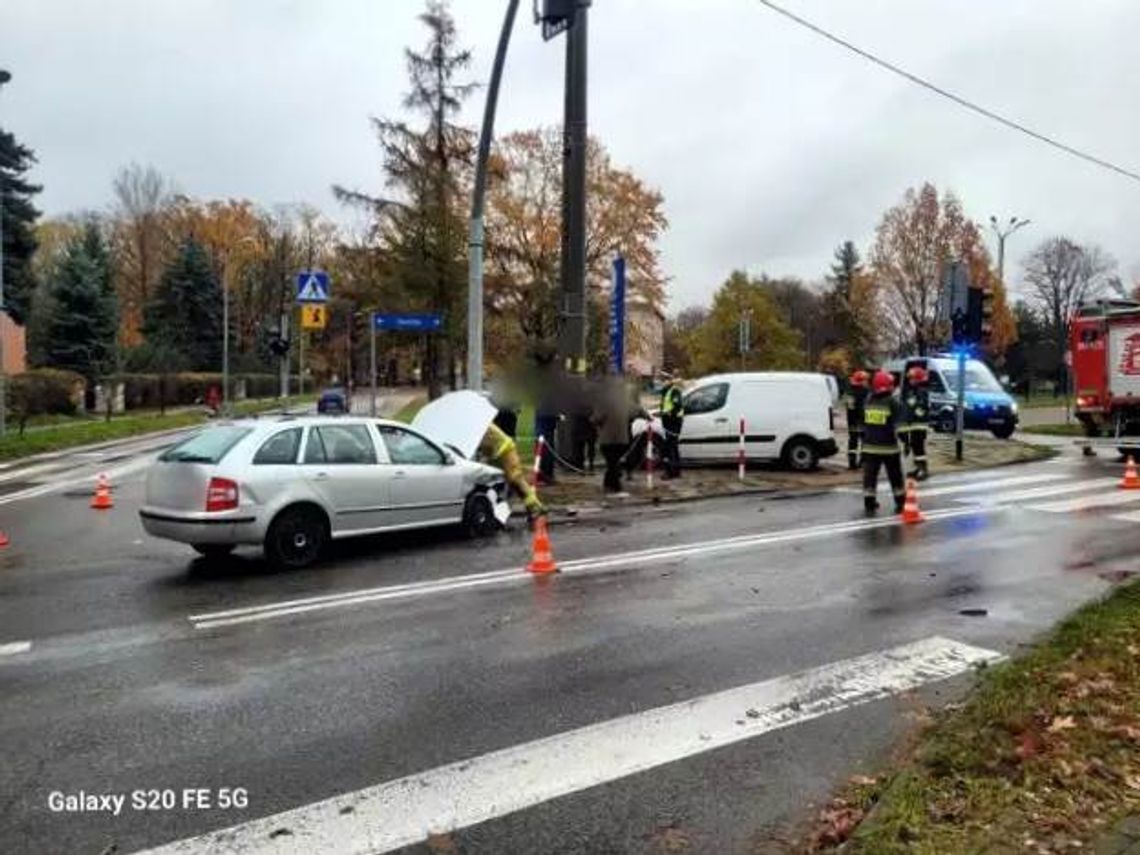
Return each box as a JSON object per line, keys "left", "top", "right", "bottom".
{"left": 192, "top": 544, "right": 234, "bottom": 559}
{"left": 991, "top": 422, "right": 1016, "bottom": 440}
{"left": 783, "top": 437, "right": 819, "bottom": 472}
{"left": 463, "top": 492, "right": 499, "bottom": 538}
{"left": 265, "top": 506, "right": 327, "bottom": 569}
{"left": 936, "top": 412, "right": 956, "bottom": 434}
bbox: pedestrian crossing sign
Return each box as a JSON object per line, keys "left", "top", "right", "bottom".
{"left": 301, "top": 304, "right": 327, "bottom": 330}
{"left": 296, "top": 270, "right": 330, "bottom": 303}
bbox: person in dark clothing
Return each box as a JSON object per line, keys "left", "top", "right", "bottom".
{"left": 861, "top": 370, "right": 906, "bottom": 514}
{"left": 900, "top": 366, "right": 931, "bottom": 480}
{"left": 659, "top": 373, "right": 685, "bottom": 478}
{"left": 845, "top": 369, "right": 869, "bottom": 470}
{"left": 593, "top": 378, "right": 649, "bottom": 493}
{"left": 493, "top": 403, "right": 519, "bottom": 439}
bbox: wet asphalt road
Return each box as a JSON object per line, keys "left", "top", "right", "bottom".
{"left": 1, "top": 437, "right": 1137, "bottom": 854}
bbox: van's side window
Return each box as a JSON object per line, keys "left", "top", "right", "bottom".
{"left": 928, "top": 373, "right": 947, "bottom": 394}
{"left": 683, "top": 383, "right": 728, "bottom": 415}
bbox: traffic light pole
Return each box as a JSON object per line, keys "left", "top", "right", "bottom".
{"left": 955, "top": 349, "right": 966, "bottom": 462}
{"left": 558, "top": 2, "right": 588, "bottom": 375}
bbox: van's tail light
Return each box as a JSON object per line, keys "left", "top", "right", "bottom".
{"left": 205, "top": 477, "right": 239, "bottom": 512}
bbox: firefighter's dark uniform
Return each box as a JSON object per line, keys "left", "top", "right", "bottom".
{"left": 660, "top": 381, "right": 684, "bottom": 478}
{"left": 862, "top": 391, "right": 906, "bottom": 513}
{"left": 846, "top": 385, "right": 869, "bottom": 469}
{"left": 900, "top": 384, "right": 931, "bottom": 480}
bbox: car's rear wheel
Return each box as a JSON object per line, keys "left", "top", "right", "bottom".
{"left": 265, "top": 506, "right": 328, "bottom": 569}
{"left": 191, "top": 543, "right": 234, "bottom": 559}
{"left": 463, "top": 492, "right": 499, "bottom": 538}
{"left": 782, "top": 437, "right": 819, "bottom": 472}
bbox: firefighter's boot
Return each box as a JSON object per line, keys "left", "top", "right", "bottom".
{"left": 864, "top": 495, "right": 879, "bottom": 515}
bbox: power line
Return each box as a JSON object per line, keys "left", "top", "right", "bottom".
{"left": 755, "top": 0, "right": 1140, "bottom": 185}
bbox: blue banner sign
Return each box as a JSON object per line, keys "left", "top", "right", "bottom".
{"left": 610, "top": 254, "right": 626, "bottom": 374}
{"left": 373, "top": 313, "right": 442, "bottom": 332}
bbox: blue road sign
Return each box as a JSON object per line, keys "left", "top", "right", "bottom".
{"left": 296, "top": 270, "right": 331, "bottom": 303}
{"left": 610, "top": 254, "right": 626, "bottom": 374}
{"left": 373, "top": 313, "right": 442, "bottom": 332}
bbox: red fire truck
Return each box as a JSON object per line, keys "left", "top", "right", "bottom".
{"left": 1070, "top": 299, "right": 1140, "bottom": 449}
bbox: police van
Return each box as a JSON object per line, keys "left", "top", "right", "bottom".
{"left": 884, "top": 355, "right": 1018, "bottom": 439}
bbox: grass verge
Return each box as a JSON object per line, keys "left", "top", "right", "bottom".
{"left": 0, "top": 396, "right": 314, "bottom": 462}
{"left": 808, "top": 580, "right": 1140, "bottom": 852}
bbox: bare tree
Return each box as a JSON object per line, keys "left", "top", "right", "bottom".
{"left": 111, "top": 163, "right": 173, "bottom": 344}
{"left": 1022, "top": 236, "right": 1115, "bottom": 388}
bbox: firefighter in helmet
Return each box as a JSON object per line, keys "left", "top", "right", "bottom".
{"left": 901, "top": 365, "right": 931, "bottom": 481}
{"left": 861, "top": 370, "right": 906, "bottom": 514}
{"left": 845, "top": 369, "right": 870, "bottom": 470}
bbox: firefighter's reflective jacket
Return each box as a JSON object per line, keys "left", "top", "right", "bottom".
{"left": 861, "top": 393, "right": 903, "bottom": 455}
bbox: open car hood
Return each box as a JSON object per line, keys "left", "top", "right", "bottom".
{"left": 411, "top": 390, "right": 497, "bottom": 459}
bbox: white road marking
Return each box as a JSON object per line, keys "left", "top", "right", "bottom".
{"left": 190, "top": 505, "right": 996, "bottom": 630}
{"left": 1029, "top": 488, "right": 1140, "bottom": 513}
{"left": 137, "top": 636, "right": 1002, "bottom": 855}
{"left": 951, "top": 477, "right": 1119, "bottom": 506}
{"left": 0, "top": 455, "right": 155, "bottom": 507}
{"left": 1112, "top": 510, "right": 1140, "bottom": 523}
{"left": 0, "top": 641, "right": 32, "bottom": 656}
{"left": 916, "top": 472, "right": 1068, "bottom": 497}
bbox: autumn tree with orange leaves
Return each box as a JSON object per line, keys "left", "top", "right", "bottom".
{"left": 483, "top": 128, "right": 668, "bottom": 369}
{"left": 871, "top": 183, "right": 1015, "bottom": 358}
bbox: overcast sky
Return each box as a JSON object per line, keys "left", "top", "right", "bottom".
{"left": 4, "top": 0, "right": 1140, "bottom": 310}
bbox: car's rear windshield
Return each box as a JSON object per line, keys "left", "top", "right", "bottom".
{"left": 159, "top": 426, "right": 253, "bottom": 464}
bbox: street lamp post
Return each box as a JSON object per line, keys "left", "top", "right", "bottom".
{"left": 0, "top": 69, "right": 11, "bottom": 437}
{"left": 988, "top": 215, "right": 1030, "bottom": 287}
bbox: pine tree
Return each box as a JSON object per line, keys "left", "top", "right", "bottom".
{"left": 143, "top": 238, "right": 222, "bottom": 371}
{"left": 334, "top": 0, "right": 475, "bottom": 399}
{"left": 43, "top": 222, "right": 117, "bottom": 384}
{"left": 824, "top": 240, "right": 872, "bottom": 365}
{"left": 0, "top": 120, "right": 42, "bottom": 324}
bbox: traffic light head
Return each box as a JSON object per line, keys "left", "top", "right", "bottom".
{"left": 980, "top": 284, "right": 995, "bottom": 347}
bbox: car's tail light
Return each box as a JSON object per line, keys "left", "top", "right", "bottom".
{"left": 205, "top": 477, "right": 239, "bottom": 512}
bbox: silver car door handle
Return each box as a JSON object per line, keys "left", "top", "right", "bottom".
{"left": 393, "top": 470, "right": 407, "bottom": 478}
{"left": 714, "top": 417, "right": 728, "bottom": 423}
{"left": 314, "top": 471, "right": 329, "bottom": 481}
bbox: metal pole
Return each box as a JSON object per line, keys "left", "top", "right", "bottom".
{"left": 955, "top": 349, "right": 966, "bottom": 461}
{"left": 299, "top": 323, "right": 305, "bottom": 398}
{"left": 467, "top": 0, "right": 520, "bottom": 392}
{"left": 0, "top": 72, "right": 8, "bottom": 437}
{"left": 558, "top": 2, "right": 589, "bottom": 375}
{"left": 370, "top": 313, "right": 377, "bottom": 417}
{"left": 222, "top": 270, "right": 230, "bottom": 415}
{"left": 279, "top": 310, "right": 289, "bottom": 399}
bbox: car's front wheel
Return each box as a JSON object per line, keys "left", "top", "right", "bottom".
{"left": 192, "top": 543, "right": 234, "bottom": 559}
{"left": 265, "top": 505, "right": 328, "bottom": 569}
{"left": 463, "top": 492, "right": 500, "bottom": 538}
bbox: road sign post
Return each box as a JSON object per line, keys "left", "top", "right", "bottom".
{"left": 295, "top": 270, "right": 330, "bottom": 401}
{"left": 370, "top": 316, "right": 378, "bottom": 417}
{"left": 955, "top": 349, "right": 966, "bottom": 462}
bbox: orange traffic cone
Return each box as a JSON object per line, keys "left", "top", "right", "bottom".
{"left": 0, "top": 530, "right": 9, "bottom": 548}
{"left": 91, "top": 472, "right": 114, "bottom": 510}
{"left": 526, "top": 516, "right": 558, "bottom": 575}
{"left": 1122, "top": 457, "right": 1140, "bottom": 490}
{"left": 900, "top": 478, "right": 925, "bottom": 524}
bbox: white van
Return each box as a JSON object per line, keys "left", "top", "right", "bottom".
{"left": 639, "top": 372, "right": 839, "bottom": 471}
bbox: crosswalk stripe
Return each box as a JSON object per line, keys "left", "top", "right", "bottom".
{"left": 136, "top": 637, "right": 1002, "bottom": 855}
{"left": 952, "top": 477, "right": 1119, "bottom": 506}
{"left": 1112, "top": 510, "right": 1140, "bottom": 523}
{"left": 917, "top": 473, "right": 1068, "bottom": 498}
{"left": 1029, "top": 488, "right": 1140, "bottom": 513}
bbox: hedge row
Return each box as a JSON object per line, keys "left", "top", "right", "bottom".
{"left": 8, "top": 369, "right": 86, "bottom": 423}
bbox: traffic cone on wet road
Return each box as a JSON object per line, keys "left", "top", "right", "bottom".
{"left": 526, "top": 516, "right": 558, "bottom": 575}
{"left": 900, "top": 478, "right": 925, "bottom": 524}
{"left": 1121, "top": 457, "right": 1140, "bottom": 490}
{"left": 0, "top": 530, "right": 9, "bottom": 548}
{"left": 91, "top": 472, "right": 114, "bottom": 510}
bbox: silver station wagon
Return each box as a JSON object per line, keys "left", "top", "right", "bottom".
{"left": 139, "top": 416, "right": 510, "bottom": 568}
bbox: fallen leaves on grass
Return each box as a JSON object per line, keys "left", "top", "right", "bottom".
{"left": 1047, "top": 716, "right": 1077, "bottom": 733}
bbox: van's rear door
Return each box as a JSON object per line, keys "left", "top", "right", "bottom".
{"left": 1107, "top": 321, "right": 1140, "bottom": 400}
